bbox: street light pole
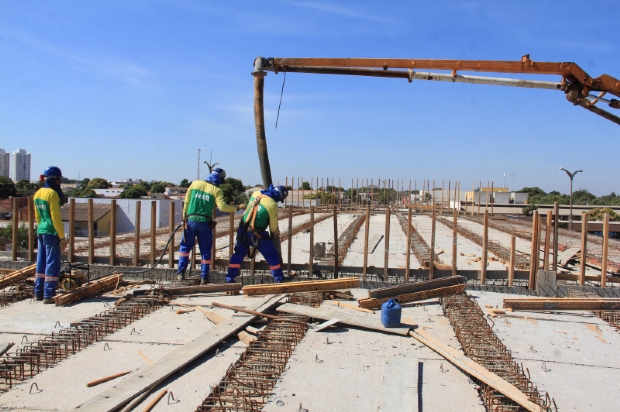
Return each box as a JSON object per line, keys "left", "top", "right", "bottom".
{"left": 559, "top": 167, "right": 583, "bottom": 231}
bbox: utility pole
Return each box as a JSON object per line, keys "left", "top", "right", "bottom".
{"left": 197, "top": 148, "right": 201, "bottom": 180}
{"left": 203, "top": 151, "right": 219, "bottom": 175}
{"left": 559, "top": 167, "right": 583, "bottom": 231}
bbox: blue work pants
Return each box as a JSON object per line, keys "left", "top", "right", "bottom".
{"left": 178, "top": 221, "right": 213, "bottom": 280}
{"left": 35, "top": 234, "right": 61, "bottom": 299}
{"left": 226, "top": 227, "right": 284, "bottom": 283}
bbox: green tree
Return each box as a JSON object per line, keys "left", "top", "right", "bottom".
{"left": 87, "top": 178, "right": 111, "bottom": 189}
{"left": 16, "top": 179, "right": 38, "bottom": 190}
{"left": 299, "top": 181, "right": 312, "bottom": 190}
{"left": 151, "top": 183, "right": 165, "bottom": 193}
{"left": 572, "top": 189, "right": 596, "bottom": 205}
{"left": 120, "top": 185, "right": 148, "bottom": 199}
{"left": 0, "top": 176, "right": 17, "bottom": 199}
{"left": 179, "top": 179, "right": 190, "bottom": 188}
{"left": 586, "top": 207, "right": 620, "bottom": 222}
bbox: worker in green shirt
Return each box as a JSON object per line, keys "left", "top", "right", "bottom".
{"left": 178, "top": 168, "right": 245, "bottom": 284}
{"left": 34, "top": 166, "right": 67, "bottom": 304}
{"left": 225, "top": 184, "right": 289, "bottom": 283}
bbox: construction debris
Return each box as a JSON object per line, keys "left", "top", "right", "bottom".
{"left": 160, "top": 283, "right": 242, "bottom": 296}
{"left": 242, "top": 277, "right": 360, "bottom": 296}
{"left": 504, "top": 297, "right": 620, "bottom": 311}
{"left": 359, "top": 284, "right": 466, "bottom": 310}
{"left": 86, "top": 370, "right": 132, "bottom": 387}
{"left": 54, "top": 273, "right": 123, "bottom": 306}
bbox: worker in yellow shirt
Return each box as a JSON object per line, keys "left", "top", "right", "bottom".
{"left": 33, "top": 166, "right": 67, "bottom": 304}
{"left": 225, "top": 184, "right": 289, "bottom": 283}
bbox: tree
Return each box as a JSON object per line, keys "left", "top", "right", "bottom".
{"left": 180, "top": 179, "right": 190, "bottom": 188}
{"left": 586, "top": 207, "right": 620, "bottom": 222}
{"left": 120, "top": 185, "right": 147, "bottom": 199}
{"left": 299, "top": 181, "right": 312, "bottom": 190}
{"left": 0, "top": 176, "right": 17, "bottom": 199}
{"left": 572, "top": 189, "right": 596, "bottom": 205}
{"left": 16, "top": 179, "right": 38, "bottom": 190}
{"left": 87, "top": 178, "right": 111, "bottom": 189}
{"left": 151, "top": 183, "right": 165, "bottom": 193}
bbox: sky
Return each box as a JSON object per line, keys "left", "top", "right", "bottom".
{"left": 1, "top": 1, "right": 618, "bottom": 195}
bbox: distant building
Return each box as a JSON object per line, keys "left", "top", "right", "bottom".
{"left": 93, "top": 188, "right": 124, "bottom": 198}
{"left": 110, "top": 178, "right": 143, "bottom": 188}
{"left": 11, "top": 149, "right": 31, "bottom": 182}
{"left": 164, "top": 187, "right": 188, "bottom": 200}
{"left": 0, "top": 149, "right": 9, "bottom": 178}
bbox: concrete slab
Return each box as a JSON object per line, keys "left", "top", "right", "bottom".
{"left": 470, "top": 291, "right": 620, "bottom": 411}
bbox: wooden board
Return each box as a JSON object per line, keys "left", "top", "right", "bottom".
{"left": 162, "top": 283, "right": 242, "bottom": 295}
{"left": 242, "top": 277, "right": 360, "bottom": 296}
{"left": 359, "top": 284, "right": 465, "bottom": 310}
{"left": 367, "top": 276, "right": 466, "bottom": 299}
{"left": 276, "top": 303, "right": 410, "bottom": 336}
{"left": 557, "top": 247, "right": 580, "bottom": 267}
{"left": 410, "top": 328, "right": 541, "bottom": 412}
{"left": 73, "top": 294, "right": 281, "bottom": 412}
{"left": 504, "top": 297, "right": 620, "bottom": 311}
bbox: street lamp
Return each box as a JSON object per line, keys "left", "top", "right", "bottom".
{"left": 559, "top": 167, "right": 583, "bottom": 231}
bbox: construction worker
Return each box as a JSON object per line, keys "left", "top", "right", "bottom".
{"left": 178, "top": 168, "right": 245, "bottom": 284}
{"left": 226, "top": 184, "right": 289, "bottom": 284}
{"left": 34, "top": 166, "right": 67, "bottom": 304}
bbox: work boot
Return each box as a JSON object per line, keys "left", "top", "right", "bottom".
{"left": 200, "top": 278, "right": 209, "bottom": 285}
{"left": 177, "top": 272, "right": 185, "bottom": 281}
{"left": 35, "top": 295, "right": 43, "bottom": 302}
{"left": 43, "top": 298, "right": 55, "bottom": 305}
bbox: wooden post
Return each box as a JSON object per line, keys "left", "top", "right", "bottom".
{"left": 477, "top": 181, "right": 481, "bottom": 215}
{"left": 88, "top": 198, "right": 94, "bottom": 265}
{"left": 508, "top": 235, "right": 515, "bottom": 287}
{"left": 67, "top": 198, "right": 75, "bottom": 263}
{"left": 211, "top": 202, "right": 216, "bottom": 269}
{"left": 333, "top": 205, "right": 338, "bottom": 278}
{"left": 471, "top": 181, "right": 475, "bottom": 216}
{"left": 363, "top": 205, "right": 370, "bottom": 282}
{"left": 384, "top": 207, "right": 390, "bottom": 279}
{"left": 150, "top": 201, "right": 157, "bottom": 267}
{"left": 528, "top": 211, "right": 538, "bottom": 289}
{"left": 485, "top": 181, "right": 489, "bottom": 213}
{"left": 110, "top": 200, "right": 116, "bottom": 266}
{"left": 544, "top": 211, "right": 552, "bottom": 271}
{"left": 405, "top": 206, "right": 412, "bottom": 283}
{"left": 491, "top": 181, "right": 494, "bottom": 215}
{"left": 579, "top": 213, "right": 587, "bottom": 286}
{"left": 601, "top": 212, "right": 609, "bottom": 287}
{"left": 229, "top": 212, "right": 235, "bottom": 258}
{"left": 169, "top": 202, "right": 175, "bottom": 269}
{"left": 285, "top": 177, "right": 288, "bottom": 206}
{"left": 457, "top": 181, "right": 461, "bottom": 215}
{"left": 447, "top": 181, "right": 451, "bottom": 214}
{"left": 11, "top": 197, "right": 18, "bottom": 261}
{"left": 481, "top": 209, "right": 488, "bottom": 284}
{"left": 452, "top": 208, "right": 457, "bottom": 276}
{"left": 552, "top": 202, "right": 559, "bottom": 272}
{"left": 287, "top": 205, "right": 293, "bottom": 276}
{"left": 28, "top": 196, "right": 35, "bottom": 262}
{"left": 133, "top": 201, "right": 141, "bottom": 266}
{"left": 309, "top": 206, "right": 314, "bottom": 276}
{"left": 429, "top": 210, "right": 436, "bottom": 279}
{"left": 441, "top": 180, "right": 444, "bottom": 215}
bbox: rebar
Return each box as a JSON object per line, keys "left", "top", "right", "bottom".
{"left": 394, "top": 210, "right": 441, "bottom": 267}
{"left": 0, "top": 296, "right": 167, "bottom": 391}
{"left": 319, "top": 214, "right": 365, "bottom": 266}
{"left": 441, "top": 293, "right": 556, "bottom": 411}
{"left": 196, "top": 314, "right": 308, "bottom": 411}
{"left": 288, "top": 292, "right": 323, "bottom": 308}
{"left": 569, "top": 289, "right": 620, "bottom": 331}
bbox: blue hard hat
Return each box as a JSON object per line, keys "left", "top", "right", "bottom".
{"left": 275, "top": 185, "right": 289, "bottom": 202}
{"left": 212, "top": 168, "right": 226, "bottom": 180}
{"left": 43, "top": 166, "right": 62, "bottom": 178}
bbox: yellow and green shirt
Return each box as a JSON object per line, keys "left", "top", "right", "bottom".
{"left": 242, "top": 191, "right": 279, "bottom": 232}
{"left": 34, "top": 188, "right": 65, "bottom": 239}
{"left": 183, "top": 180, "right": 236, "bottom": 222}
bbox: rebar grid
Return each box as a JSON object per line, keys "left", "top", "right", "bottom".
{"left": 0, "top": 286, "right": 32, "bottom": 308}
{"left": 394, "top": 210, "right": 441, "bottom": 267}
{"left": 287, "top": 292, "right": 323, "bottom": 307}
{"left": 0, "top": 296, "right": 167, "bottom": 391}
{"left": 319, "top": 214, "right": 366, "bottom": 266}
{"left": 569, "top": 289, "right": 620, "bottom": 331}
{"left": 196, "top": 315, "right": 308, "bottom": 412}
{"left": 437, "top": 216, "right": 530, "bottom": 270}
{"left": 441, "top": 293, "right": 556, "bottom": 412}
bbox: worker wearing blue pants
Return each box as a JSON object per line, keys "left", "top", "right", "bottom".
{"left": 177, "top": 221, "right": 213, "bottom": 281}
{"left": 226, "top": 185, "right": 289, "bottom": 284}
{"left": 33, "top": 166, "right": 67, "bottom": 304}
{"left": 226, "top": 227, "right": 284, "bottom": 283}
{"left": 177, "top": 168, "right": 244, "bottom": 284}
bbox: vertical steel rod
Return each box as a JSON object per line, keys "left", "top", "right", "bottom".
{"left": 133, "top": 201, "right": 141, "bottom": 267}
{"left": 553, "top": 201, "right": 559, "bottom": 272}
{"left": 88, "top": 198, "right": 94, "bottom": 265}
{"left": 110, "top": 200, "right": 116, "bottom": 266}
{"left": 528, "top": 211, "right": 538, "bottom": 289}
{"left": 579, "top": 213, "right": 587, "bottom": 286}
{"left": 601, "top": 212, "right": 609, "bottom": 287}
{"left": 544, "top": 211, "right": 552, "bottom": 271}
{"left": 405, "top": 206, "right": 412, "bottom": 283}
{"left": 481, "top": 209, "right": 488, "bottom": 284}
{"left": 363, "top": 205, "right": 370, "bottom": 282}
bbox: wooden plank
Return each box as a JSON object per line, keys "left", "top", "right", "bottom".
{"left": 377, "top": 357, "right": 415, "bottom": 411}
{"left": 368, "top": 276, "right": 465, "bottom": 299}
{"left": 312, "top": 318, "right": 339, "bottom": 331}
{"left": 242, "top": 277, "right": 360, "bottom": 296}
{"left": 211, "top": 301, "right": 279, "bottom": 319}
{"left": 276, "top": 303, "right": 410, "bottom": 335}
{"left": 74, "top": 295, "right": 281, "bottom": 412}
{"left": 409, "top": 328, "right": 542, "bottom": 412}
{"left": 359, "top": 284, "right": 466, "bottom": 310}
{"left": 11, "top": 197, "right": 17, "bottom": 261}
{"left": 580, "top": 214, "right": 588, "bottom": 286}
{"left": 161, "top": 284, "right": 242, "bottom": 296}
{"left": 557, "top": 247, "right": 581, "bottom": 267}
{"left": 328, "top": 300, "right": 375, "bottom": 314}
{"left": 503, "top": 298, "right": 620, "bottom": 311}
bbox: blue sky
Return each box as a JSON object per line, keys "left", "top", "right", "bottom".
{"left": 1, "top": 1, "right": 618, "bottom": 194}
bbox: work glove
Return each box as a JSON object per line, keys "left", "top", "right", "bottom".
{"left": 60, "top": 238, "right": 67, "bottom": 251}
{"left": 237, "top": 204, "right": 247, "bottom": 211}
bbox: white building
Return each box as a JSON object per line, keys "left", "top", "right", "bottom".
{"left": 0, "top": 149, "right": 9, "bottom": 178}
{"left": 11, "top": 149, "right": 31, "bottom": 182}
{"left": 110, "top": 178, "right": 143, "bottom": 188}
{"left": 93, "top": 188, "right": 125, "bottom": 198}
